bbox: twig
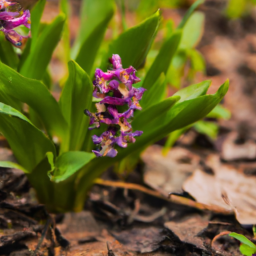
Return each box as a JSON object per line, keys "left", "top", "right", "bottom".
{"left": 94, "top": 179, "right": 233, "bottom": 214}
{"left": 32, "top": 217, "right": 52, "bottom": 256}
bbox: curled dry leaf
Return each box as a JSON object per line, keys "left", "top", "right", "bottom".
{"left": 183, "top": 154, "right": 256, "bottom": 224}
{"left": 142, "top": 145, "right": 200, "bottom": 196}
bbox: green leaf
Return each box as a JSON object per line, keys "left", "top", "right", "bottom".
{"left": 60, "top": 0, "right": 71, "bottom": 62}
{"left": 101, "top": 10, "right": 161, "bottom": 70}
{"left": 193, "top": 120, "right": 218, "bottom": 139}
{"left": 0, "top": 34, "right": 19, "bottom": 70}
{"left": 71, "top": 0, "right": 115, "bottom": 59}
{"left": 31, "top": 0, "right": 46, "bottom": 51}
{"left": 207, "top": 104, "right": 231, "bottom": 119}
{"left": 142, "top": 30, "right": 182, "bottom": 90}
{"left": 0, "top": 61, "right": 69, "bottom": 148}
{"left": 75, "top": 8, "right": 114, "bottom": 75}
{"left": 0, "top": 161, "right": 28, "bottom": 173}
{"left": 173, "top": 80, "right": 211, "bottom": 102}
{"left": 133, "top": 96, "right": 180, "bottom": 131}
{"left": 20, "top": 14, "right": 65, "bottom": 80}
{"left": 229, "top": 233, "right": 256, "bottom": 249}
{"left": 140, "top": 73, "right": 166, "bottom": 109}
{"left": 226, "top": 0, "right": 246, "bottom": 19}
{"left": 240, "top": 244, "right": 256, "bottom": 256}
{"left": 0, "top": 103, "right": 56, "bottom": 172}
{"left": 180, "top": 12, "right": 205, "bottom": 49}
{"left": 177, "top": 0, "right": 204, "bottom": 29}
{"left": 188, "top": 49, "right": 205, "bottom": 73}
{"left": 48, "top": 151, "right": 95, "bottom": 183}
{"left": 59, "top": 60, "right": 93, "bottom": 150}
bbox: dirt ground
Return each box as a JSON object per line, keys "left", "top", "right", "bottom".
{"left": 1, "top": 1, "right": 256, "bottom": 255}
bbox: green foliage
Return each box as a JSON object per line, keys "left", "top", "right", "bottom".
{"left": 20, "top": 14, "right": 66, "bottom": 80}
{"left": 59, "top": 61, "right": 93, "bottom": 151}
{"left": 101, "top": 10, "right": 161, "bottom": 70}
{"left": 0, "top": 0, "right": 229, "bottom": 213}
{"left": 74, "top": 0, "right": 115, "bottom": 74}
{"left": 229, "top": 232, "right": 256, "bottom": 256}
{"left": 225, "top": 0, "right": 256, "bottom": 19}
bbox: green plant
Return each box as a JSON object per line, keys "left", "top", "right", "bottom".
{"left": 226, "top": 0, "right": 256, "bottom": 19}
{"left": 229, "top": 232, "right": 256, "bottom": 256}
{"left": 0, "top": 0, "right": 228, "bottom": 212}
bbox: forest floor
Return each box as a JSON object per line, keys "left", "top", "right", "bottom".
{"left": 1, "top": 1, "right": 256, "bottom": 255}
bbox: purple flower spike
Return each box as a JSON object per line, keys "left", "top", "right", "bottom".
{"left": 0, "top": 2, "right": 31, "bottom": 47}
{"left": 85, "top": 54, "right": 145, "bottom": 157}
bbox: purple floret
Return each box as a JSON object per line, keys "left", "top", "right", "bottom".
{"left": 0, "top": 2, "right": 31, "bottom": 47}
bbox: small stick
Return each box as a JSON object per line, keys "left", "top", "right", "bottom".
{"left": 32, "top": 217, "right": 52, "bottom": 256}
{"left": 107, "top": 242, "right": 115, "bottom": 256}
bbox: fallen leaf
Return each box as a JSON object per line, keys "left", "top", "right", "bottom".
{"left": 111, "top": 227, "right": 165, "bottom": 253}
{"left": 164, "top": 216, "right": 209, "bottom": 251}
{"left": 142, "top": 145, "right": 200, "bottom": 196}
{"left": 183, "top": 154, "right": 256, "bottom": 224}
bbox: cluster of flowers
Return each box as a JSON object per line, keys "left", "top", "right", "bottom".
{"left": 0, "top": 0, "right": 30, "bottom": 47}
{"left": 85, "top": 54, "right": 146, "bottom": 158}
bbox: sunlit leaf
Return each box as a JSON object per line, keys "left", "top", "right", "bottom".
{"left": 59, "top": 60, "right": 93, "bottom": 150}
{"left": 0, "top": 103, "right": 55, "bottom": 172}
{"left": 101, "top": 10, "right": 161, "bottom": 70}
{"left": 72, "top": 0, "right": 115, "bottom": 59}
{"left": 30, "top": 0, "right": 46, "bottom": 51}
{"left": 229, "top": 233, "right": 256, "bottom": 249}
{"left": 0, "top": 161, "right": 28, "bottom": 173}
{"left": 20, "top": 14, "right": 65, "bottom": 80}
{"left": 180, "top": 12, "right": 204, "bottom": 49}
{"left": 47, "top": 151, "right": 95, "bottom": 182}
{"left": 142, "top": 30, "right": 182, "bottom": 90}
{"left": 0, "top": 61, "right": 69, "bottom": 149}
{"left": 0, "top": 34, "right": 19, "bottom": 69}
{"left": 177, "top": 0, "right": 204, "bottom": 29}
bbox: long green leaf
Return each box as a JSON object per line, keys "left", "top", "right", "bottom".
{"left": 179, "top": 12, "right": 204, "bottom": 49}
{"left": 142, "top": 30, "right": 182, "bottom": 90}
{"left": 133, "top": 96, "right": 180, "bottom": 131}
{"left": 140, "top": 73, "right": 166, "bottom": 109}
{"left": 0, "top": 34, "right": 19, "bottom": 70}
{"left": 0, "top": 61, "right": 69, "bottom": 148}
{"left": 59, "top": 60, "right": 93, "bottom": 150}
{"left": 20, "top": 14, "right": 65, "bottom": 80}
{"left": 177, "top": 0, "right": 204, "bottom": 29}
{"left": 101, "top": 10, "right": 161, "bottom": 70}
{"left": 229, "top": 233, "right": 256, "bottom": 249}
{"left": 31, "top": 0, "right": 46, "bottom": 51}
{"left": 71, "top": 0, "right": 115, "bottom": 59}
{"left": 60, "top": 0, "right": 71, "bottom": 62}
{"left": 0, "top": 161, "right": 28, "bottom": 173}
{"left": 0, "top": 103, "right": 56, "bottom": 172}
{"left": 75, "top": 10, "right": 114, "bottom": 75}
{"left": 173, "top": 80, "right": 211, "bottom": 102}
